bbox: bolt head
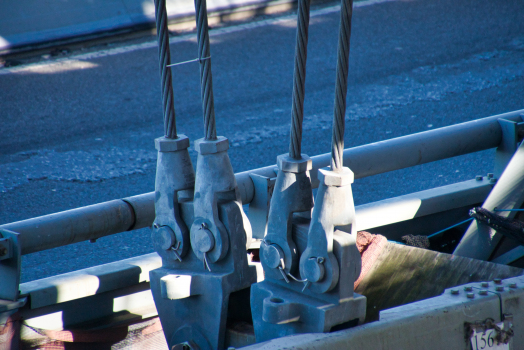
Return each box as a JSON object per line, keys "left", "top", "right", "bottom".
{"left": 476, "top": 175, "right": 483, "bottom": 181}
{"left": 496, "top": 286, "right": 505, "bottom": 292}
{"left": 304, "top": 257, "right": 325, "bottom": 283}
{"left": 479, "top": 290, "right": 488, "bottom": 295}
{"left": 494, "top": 278, "right": 502, "bottom": 284}
{"left": 262, "top": 243, "right": 284, "bottom": 269}
{"left": 509, "top": 283, "right": 517, "bottom": 288}
{"left": 481, "top": 282, "right": 489, "bottom": 287}
{"left": 451, "top": 289, "right": 459, "bottom": 295}
{"left": 464, "top": 286, "right": 473, "bottom": 292}
{"left": 193, "top": 227, "right": 215, "bottom": 253}
{"left": 467, "top": 293, "right": 475, "bottom": 299}
{"left": 152, "top": 225, "right": 176, "bottom": 250}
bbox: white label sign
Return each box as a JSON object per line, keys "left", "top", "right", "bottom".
{"left": 470, "top": 323, "right": 509, "bottom": 350}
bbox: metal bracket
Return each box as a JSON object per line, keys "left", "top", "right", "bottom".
{"left": 494, "top": 115, "right": 524, "bottom": 178}
{"left": 150, "top": 201, "right": 257, "bottom": 350}
{"left": 190, "top": 136, "right": 252, "bottom": 265}
{"left": 150, "top": 135, "right": 257, "bottom": 350}
{"left": 248, "top": 173, "right": 277, "bottom": 240}
{"left": 259, "top": 154, "right": 314, "bottom": 281}
{"left": 252, "top": 167, "right": 366, "bottom": 342}
{"left": 151, "top": 135, "right": 195, "bottom": 264}
{"left": 0, "top": 229, "right": 21, "bottom": 302}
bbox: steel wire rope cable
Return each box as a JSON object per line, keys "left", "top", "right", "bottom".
{"left": 289, "top": 0, "right": 313, "bottom": 159}
{"left": 194, "top": 0, "right": 217, "bottom": 140}
{"left": 331, "top": 0, "right": 354, "bottom": 171}
{"left": 154, "top": 0, "right": 177, "bottom": 138}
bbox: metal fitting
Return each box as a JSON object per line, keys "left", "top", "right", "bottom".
{"left": 487, "top": 173, "right": 494, "bottom": 179}
{"left": 464, "top": 286, "right": 473, "bottom": 292}
{"left": 509, "top": 283, "right": 517, "bottom": 288}
{"left": 475, "top": 175, "right": 483, "bottom": 181}
{"left": 481, "top": 282, "right": 489, "bottom": 287}
{"left": 451, "top": 289, "right": 459, "bottom": 295}
{"left": 303, "top": 257, "right": 326, "bottom": 283}
{"left": 153, "top": 225, "right": 176, "bottom": 250}
{"left": 155, "top": 135, "right": 191, "bottom": 152}
{"left": 262, "top": 243, "right": 285, "bottom": 269}
{"left": 318, "top": 167, "right": 354, "bottom": 187}
{"left": 479, "top": 290, "right": 488, "bottom": 295}
{"left": 277, "top": 154, "right": 312, "bottom": 173}
{"left": 467, "top": 293, "right": 475, "bottom": 299}
{"left": 490, "top": 178, "right": 497, "bottom": 184}
{"left": 496, "top": 286, "right": 505, "bottom": 292}
{"left": 192, "top": 224, "right": 215, "bottom": 253}
{"left": 494, "top": 278, "right": 502, "bottom": 284}
{"left": 194, "top": 136, "right": 229, "bottom": 154}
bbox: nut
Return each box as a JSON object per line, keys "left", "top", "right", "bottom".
{"left": 467, "top": 293, "right": 475, "bottom": 299}
{"left": 194, "top": 136, "right": 229, "bottom": 154}
{"left": 318, "top": 167, "right": 354, "bottom": 187}
{"left": 464, "top": 286, "right": 473, "bottom": 292}
{"left": 277, "top": 154, "right": 312, "bottom": 173}
{"left": 451, "top": 289, "right": 459, "bottom": 295}
{"left": 155, "top": 135, "right": 190, "bottom": 152}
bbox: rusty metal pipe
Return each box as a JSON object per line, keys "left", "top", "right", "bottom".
{"left": 2, "top": 109, "right": 523, "bottom": 255}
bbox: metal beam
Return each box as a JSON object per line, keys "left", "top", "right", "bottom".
{"left": 2, "top": 109, "right": 523, "bottom": 255}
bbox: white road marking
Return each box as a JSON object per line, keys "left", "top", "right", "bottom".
{"left": 0, "top": 0, "right": 396, "bottom": 75}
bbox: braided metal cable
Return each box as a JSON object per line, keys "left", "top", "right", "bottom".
{"left": 154, "top": 0, "right": 177, "bottom": 139}
{"left": 289, "top": 0, "right": 312, "bottom": 159}
{"left": 194, "top": 0, "right": 217, "bottom": 140}
{"left": 330, "top": 0, "right": 354, "bottom": 171}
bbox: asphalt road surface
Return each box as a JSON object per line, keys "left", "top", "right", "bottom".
{"left": 1, "top": 0, "right": 523, "bottom": 282}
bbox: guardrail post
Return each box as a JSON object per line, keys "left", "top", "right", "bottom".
{"left": 494, "top": 114, "right": 524, "bottom": 178}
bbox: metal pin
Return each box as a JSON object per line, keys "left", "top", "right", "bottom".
{"left": 171, "top": 241, "right": 183, "bottom": 262}
{"left": 286, "top": 272, "right": 307, "bottom": 283}
{"left": 203, "top": 252, "right": 212, "bottom": 272}
{"left": 167, "top": 56, "right": 211, "bottom": 67}
{"left": 279, "top": 266, "right": 290, "bottom": 283}
{"left": 302, "top": 281, "right": 311, "bottom": 292}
